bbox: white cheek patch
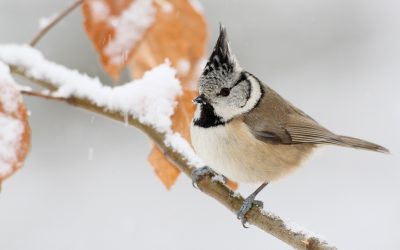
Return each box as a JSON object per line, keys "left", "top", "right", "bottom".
{"left": 213, "top": 75, "right": 262, "bottom": 121}
{"left": 213, "top": 105, "right": 237, "bottom": 121}
{"left": 241, "top": 76, "right": 263, "bottom": 112}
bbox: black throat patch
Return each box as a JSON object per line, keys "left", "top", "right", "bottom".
{"left": 193, "top": 103, "right": 226, "bottom": 128}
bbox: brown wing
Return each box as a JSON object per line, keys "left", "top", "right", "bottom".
{"left": 284, "top": 114, "right": 345, "bottom": 146}
{"left": 242, "top": 86, "right": 293, "bottom": 144}
{"left": 243, "top": 84, "right": 389, "bottom": 153}
{"left": 243, "top": 85, "right": 337, "bottom": 145}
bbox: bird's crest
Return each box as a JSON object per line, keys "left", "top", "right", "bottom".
{"left": 202, "top": 24, "right": 239, "bottom": 76}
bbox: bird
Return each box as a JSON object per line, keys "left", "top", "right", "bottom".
{"left": 190, "top": 25, "right": 389, "bottom": 227}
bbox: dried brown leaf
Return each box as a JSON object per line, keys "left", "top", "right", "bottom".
{"left": 0, "top": 81, "right": 31, "bottom": 185}
{"left": 82, "top": 0, "right": 155, "bottom": 79}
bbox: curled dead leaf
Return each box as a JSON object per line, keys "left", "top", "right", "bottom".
{"left": 0, "top": 75, "right": 31, "bottom": 185}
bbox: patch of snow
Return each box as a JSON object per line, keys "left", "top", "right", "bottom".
{"left": 0, "top": 61, "right": 16, "bottom": 85}
{"left": 0, "top": 61, "right": 20, "bottom": 114}
{"left": 40, "top": 89, "right": 50, "bottom": 95}
{"left": 164, "top": 133, "right": 203, "bottom": 168}
{"left": 231, "top": 191, "right": 241, "bottom": 198}
{"left": 89, "top": 0, "right": 110, "bottom": 22}
{"left": 105, "top": 0, "right": 156, "bottom": 65}
{"left": 188, "top": 0, "right": 203, "bottom": 14}
{"left": 177, "top": 59, "right": 190, "bottom": 76}
{"left": 0, "top": 115, "right": 24, "bottom": 175}
{"left": 283, "top": 218, "right": 327, "bottom": 242}
{"left": 38, "top": 13, "right": 58, "bottom": 30}
{"left": 211, "top": 174, "right": 225, "bottom": 184}
{"left": 162, "top": 2, "right": 173, "bottom": 13}
{"left": 155, "top": 0, "right": 173, "bottom": 13}
{"left": 260, "top": 209, "right": 329, "bottom": 244}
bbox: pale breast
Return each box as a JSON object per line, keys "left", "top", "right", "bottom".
{"left": 191, "top": 119, "right": 314, "bottom": 183}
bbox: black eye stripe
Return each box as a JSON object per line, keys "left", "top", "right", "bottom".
{"left": 216, "top": 72, "right": 248, "bottom": 97}
{"left": 233, "top": 72, "right": 248, "bottom": 88}
{"left": 228, "top": 72, "right": 248, "bottom": 91}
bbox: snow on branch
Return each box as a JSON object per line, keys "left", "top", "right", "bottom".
{"left": 0, "top": 44, "right": 176, "bottom": 132}
{"left": 0, "top": 44, "right": 336, "bottom": 250}
{"left": 0, "top": 44, "right": 203, "bottom": 168}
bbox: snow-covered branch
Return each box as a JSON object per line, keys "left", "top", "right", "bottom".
{"left": 0, "top": 44, "right": 336, "bottom": 250}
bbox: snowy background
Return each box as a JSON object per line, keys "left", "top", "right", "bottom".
{"left": 1, "top": 0, "right": 399, "bottom": 249}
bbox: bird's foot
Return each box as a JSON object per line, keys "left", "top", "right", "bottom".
{"left": 192, "top": 166, "right": 216, "bottom": 188}
{"left": 237, "top": 194, "right": 264, "bottom": 228}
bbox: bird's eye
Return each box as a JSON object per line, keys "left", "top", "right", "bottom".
{"left": 219, "top": 87, "right": 230, "bottom": 97}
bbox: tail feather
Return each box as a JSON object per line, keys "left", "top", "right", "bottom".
{"left": 337, "top": 135, "right": 389, "bottom": 154}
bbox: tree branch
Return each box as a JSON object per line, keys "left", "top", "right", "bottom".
{"left": 5, "top": 60, "right": 336, "bottom": 250}
{"left": 20, "top": 90, "right": 67, "bottom": 101}
{"left": 30, "top": 0, "right": 83, "bottom": 46}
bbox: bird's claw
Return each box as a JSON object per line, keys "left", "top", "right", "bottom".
{"left": 237, "top": 194, "right": 264, "bottom": 228}
{"left": 192, "top": 166, "right": 215, "bottom": 188}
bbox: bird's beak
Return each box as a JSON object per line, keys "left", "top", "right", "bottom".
{"left": 193, "top": 94, "right": 207, "bottom": 105}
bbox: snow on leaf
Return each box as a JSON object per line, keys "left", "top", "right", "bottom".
{"left": 0, "top": 61, "right": 31, "bottom": 184}
{"left": 82, "top": 0, "right": 156, "bottom": 79}
{"left": 127, "top": 0, "right": 207, "bottom": 189}
{"left": 130, "top": 0, "right": 207, "bottom": 86}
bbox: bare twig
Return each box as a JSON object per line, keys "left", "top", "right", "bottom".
{"left": 7, "top": 62, "right": 336, "bottom": 250}
{"left": 30, "top": 0, "right": 83, "bottom": 46}
{"left": 21, "top": 90, "right": 67, "bottom": 101}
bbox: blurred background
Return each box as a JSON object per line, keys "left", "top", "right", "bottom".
{"left": 0, "top": 0, "right": 399, "bottom": 249}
